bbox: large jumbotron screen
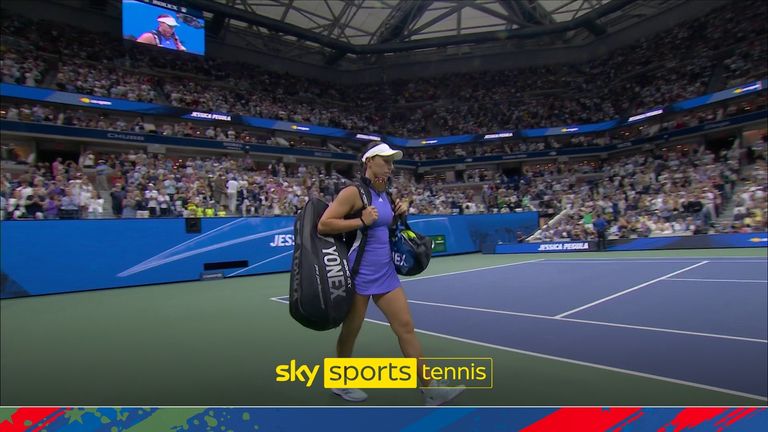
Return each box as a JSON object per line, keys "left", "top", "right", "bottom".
{"left": 122, "top": 0, "right": 205, "bottom": 56}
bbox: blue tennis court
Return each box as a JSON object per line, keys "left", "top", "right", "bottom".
{"left": 5, "top": 251, "right": 766, "bottom": 406}
{"left": 279, "top": 256, "right": 768, "bottom": 401}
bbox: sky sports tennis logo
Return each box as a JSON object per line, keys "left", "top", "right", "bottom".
{"left": 275, "top": 358, "right": 493, "bottom": 389}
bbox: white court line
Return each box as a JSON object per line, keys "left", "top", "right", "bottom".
{"left": 229, "top": 250, "right": 293, "bottom": 277}
{"left": 666, "top": 278, "right": 768, "bottom": 283}
{"left": 406, "top": 299, "right": 767, "bottom": 343}
{"left": 399, "top": 258, "right": 544, "bottom": 282}
{"left": 538, "top": 260, "right": 766, "bottom": 264}
{"left": 538, "top": 260, "right": 707, "bottom": 264}
{"left": 271, "top": 295, "right": 767, "bottom": 343}
{"left": 555, "top": 261, "right": 710, "bottom": 318}
{"left": 267, "top": 259, "right": 541, "bottom": 292}
{"left": 268, "top": 296, "right": 766, "bottom": 401}
{"left": 539, "top": 256, "right": 766, "bottom": 260}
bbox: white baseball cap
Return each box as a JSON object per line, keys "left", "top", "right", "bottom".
{"left": 362, "top": 143, "right": 403, "bottom": 162}
{"left": 157, "top": 15, "right": 179, "bottom": 27}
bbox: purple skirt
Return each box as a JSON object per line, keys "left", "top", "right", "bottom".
{"left": 348, "top": 188, "right": 401, "bottom": 296}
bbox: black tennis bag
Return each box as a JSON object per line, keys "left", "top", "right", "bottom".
{"left": 390, "top": 215, "right": 433, "bottom": 276}
{"left": 289, "top": 185, "right": 370, "bottom": 331}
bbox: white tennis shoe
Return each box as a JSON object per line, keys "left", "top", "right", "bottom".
{"left": 331, "top": 388, "right": 368, "bottom": 402}
{"left": 421, "top": 380, "right": 466, "bottom": 406}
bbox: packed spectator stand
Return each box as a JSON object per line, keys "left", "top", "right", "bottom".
{"left": 1, "top": 0, "right": 766, "bottom": 242}
{"left": 2, "top": 0, "right": 766, "bottom": 136}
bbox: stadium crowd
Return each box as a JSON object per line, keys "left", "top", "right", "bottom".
{"left": 2, "top": 133, "right": 765, "bottom": 240}
{"left": 1, "top": 0, "right": 766, "bottom": 137}
{"left": 1, "top": 0, "right": 766, "bottom": 241}
{"left": 527, "top": 146, "right": 748, "bottom": 241}
{"left": 2, "top": 90, "right": 764, "bottom": 166}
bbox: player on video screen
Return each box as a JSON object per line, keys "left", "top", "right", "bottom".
{"left": 136, "top": 14, "right": 186, "bottom": 51}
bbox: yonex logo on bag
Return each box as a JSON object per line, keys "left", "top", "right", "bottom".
{"left": 322, "top": 246, "right": 347, "bottom": 299}
{"left": 393, "top": 252, "right": 408, "bottom": 268}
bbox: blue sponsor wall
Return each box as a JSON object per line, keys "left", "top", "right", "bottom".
{"left": 0, "top": 217, "right": 296, "bottom": 298}
{"left": 605, "top": 233, "right": 768, "bottom": 251}
{"left": 408, "top": 213, "right": 539, "bottom": 254}
{"left": 0, "top": 212, "right": 539, "bottom": 298}
{"left": 494, "top": 233, "right": 768, "bottom": 254}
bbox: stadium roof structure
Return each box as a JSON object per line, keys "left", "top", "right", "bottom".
{"left": 185, "top": 0, "right": 687, "bottom": 66}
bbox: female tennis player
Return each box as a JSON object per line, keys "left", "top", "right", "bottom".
{"left": 317, "top": 142, "right": 465, "bottom": 405}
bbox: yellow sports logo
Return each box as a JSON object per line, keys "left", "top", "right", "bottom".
{"left": 325, "top": 358, "right": 417, "bottom": 388}
{"left": 276, "top": 357, "right": 493, "bottom": 389}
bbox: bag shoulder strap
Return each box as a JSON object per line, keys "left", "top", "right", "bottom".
{"left": 356, "top": 182, "right": 371, "bottom": 209}
{"left": 350, "top": 181, "right": 370, "bottom": 277}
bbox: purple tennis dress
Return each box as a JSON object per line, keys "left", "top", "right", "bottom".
{"left": 348, "top": 188, "right": 401, "bottom": 296}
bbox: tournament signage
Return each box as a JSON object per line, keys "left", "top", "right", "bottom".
{"left": 2, "top": 108, "right": 764, "bottom": 166}
{"left": 495, "top": 241, "right": 598, "bottom": 254}
{"left": 1, "top": 78, "right": 765, "bottom": 148}
{"left": 0, "top": 120, "right": 358, "bottom": 161}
